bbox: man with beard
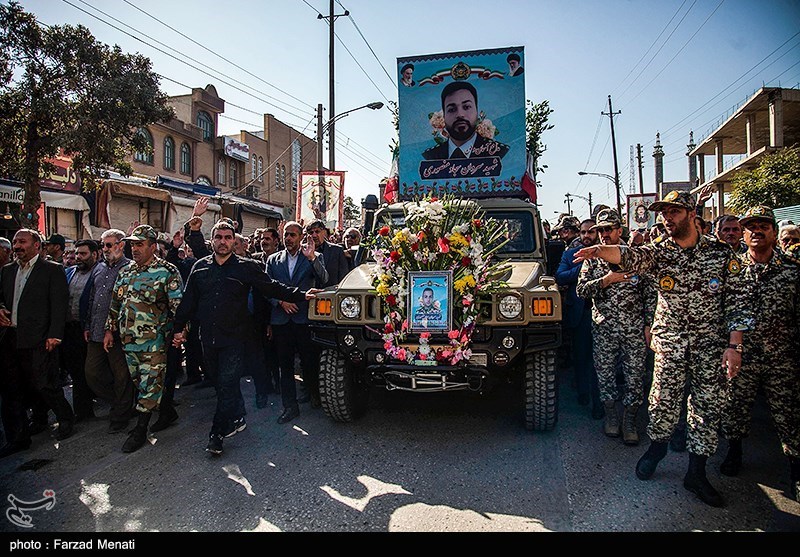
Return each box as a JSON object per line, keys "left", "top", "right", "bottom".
{"left": 62, "top": 240, "right": 100, "bottom": 422}
{"left": 716, "top": 215, "right": 746, "bottom": 253}
{"left": 577, "top": 209, "right": 656, "bottom": 445}
{"left": 573, "top": 190, "right": 753, "bottom": 508}
{"left": 422, "top": 82, "right": 509, "bottom": 161}
{"left": 104, "top": 225, "right": 183, "bottom": 453}
{"left": 0, "top": 237, "right": 10, "bottom": 267}
{"left": 172, "top": 220, "right": 317, "bottom": 455}
{"left": 557, "top": 218, "right": 602, "bottom": 418}
{"left": 719, "top": 206, "right": 800, "bottom": 503}
{"left": 0, "top": 229, "right": 72, "bottom": 458}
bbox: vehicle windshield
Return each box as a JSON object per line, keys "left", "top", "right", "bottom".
{"left": 377, "top": 210, "right": 537, "bottom": 255}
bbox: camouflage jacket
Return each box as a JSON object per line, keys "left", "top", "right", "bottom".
{"left": 105, "top": 256, "right": 183, "bottom": 352}
{"left": 738, "top": 248, "right": 800, "bottom": 356}
{"left": 576, "top": 256, "right": 657, "bottom": 327}
{"left": 618, "top": 234, "right": 754, "bottom": 341}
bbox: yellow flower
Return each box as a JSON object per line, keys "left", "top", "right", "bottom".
{"left": 454, "top": 274, "right": 476, "bottom": 294}
{"left": 449, "top": 232, "right": 469, "bottom": 248}
{"left": 391, "top": 231, "right": 406, "bottom": 247}
{"left": 376, "top": 283, "right": 391, "bottom": 296}
{"left": 380, "top": 274, "right": 391, "bottom": 283}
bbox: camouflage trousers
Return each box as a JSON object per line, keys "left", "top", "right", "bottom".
{"left": 647, "top": 333, "right": 726, "bottom": 457}
{"left": 123, "top": 350, "right": 167, "bottom": 413}
{"left": 722, "top": 350, "right": 800, "bottom": 458}
{"left": 592, "top": 321, "right": 647, "bottom": 407}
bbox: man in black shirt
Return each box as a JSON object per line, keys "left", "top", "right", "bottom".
{"left": 172, "top": 219, "right": 317, "bottom": 455}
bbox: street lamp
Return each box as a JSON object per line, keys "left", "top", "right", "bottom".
{"left": 319, "top": 102, "right": 384, "bottom": 171}
{"left": 578, "top": 171, "right": 621, "bottom": 217}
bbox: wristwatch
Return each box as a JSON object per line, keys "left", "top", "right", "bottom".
{"left": 728, "top": 343, "right": 744, "bottom": 353}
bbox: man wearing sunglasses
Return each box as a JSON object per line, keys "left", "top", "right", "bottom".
{"left": 577, "top": 209, "right": 656, "bottom": 446}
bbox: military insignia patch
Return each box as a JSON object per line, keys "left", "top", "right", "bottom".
{"left": 659, "top": 276, "right": 675, "bottom": 290}
{"left": 728, "top": 259, "right": 741, "bottom": 275}
{"left": 117, "top": 286, "right": 125, "bottom": 298}
{"left": 629, "top": 274, "right": 640, "bottom": 285}
{"left": 664, "top": 191, "right": 679, "bottom": 202}
{"left": 708, "top": 277, "right": 721, "bottom": 293}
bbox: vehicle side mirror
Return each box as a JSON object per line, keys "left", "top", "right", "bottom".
{"left": 539, "top": 276, "right": 555, "bottom": 288}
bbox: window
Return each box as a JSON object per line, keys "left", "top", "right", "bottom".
{"left": 134, "top": 128, "right": 154, "bottom": 164}
{"left": 180, "top": 143, "right": 191, "bottom": 175}
{"left": 197, "top": 111, "right": 214, "bottom": 142}
{"left": 280, "top": 165, "right": 286, "bottom": 190}
{"left": 258, "top": 157, "right": 263, "bottom": 183}
{"left": 218, "top": 159, "right": 225, "bottom": 184}
{"left": 164, "top": 136, "right": 175, "bottom": 170}
{"left": 275, "top": 165, "right": 280, "bottom": 191}
{"left": 229, "top": 161, "right": 237, "bottom": 189}
{"left": 291, "top": 139, "right": 301, "bottom": 193}
{"left": 251, "top": 154, "right": 257, "bottom": 181}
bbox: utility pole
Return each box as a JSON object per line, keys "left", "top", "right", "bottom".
{"left": 318, "top": 1, "right": 349, "bottom": 171}
{"left": 636, "top": 143, "right": 644, "bottom": 194}
{"left": 316, "top": 104, "right": 324, "bottom": 171}
{"left": 564, "top": 193, "right": 573, "bottom": 215}
{"left": 602, "top": 95, "right": 622, "bottom": 216}
{"left": 588, "top": 191, "right": 593, "bottom": 216}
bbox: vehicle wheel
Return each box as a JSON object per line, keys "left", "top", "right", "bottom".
{"left": 318, "top": 349, "right": 369, "bottom": 422}
{"left": 524, "top": 349, "right": 558, "bottom": 431}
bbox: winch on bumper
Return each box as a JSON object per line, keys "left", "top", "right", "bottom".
{"left": 310, "top": 323, "right": 561, "bottom": 393}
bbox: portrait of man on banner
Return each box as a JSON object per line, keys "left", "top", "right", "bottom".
{"left": 397, "top": 47, "right": 526, "bottom": 200}
{"left": 408, "top": 271, "right": 452, "bottom": 333}
{"left": 627, "top": 193, "right": 658, "bottom": 231}
{"left": 297, "top": 171, "right": 345, "bottom": 231}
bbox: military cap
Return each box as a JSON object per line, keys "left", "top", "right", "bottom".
{"left": 592, "top": 208, "right": 622, "bottom": 229}
{"left": 739, "top": 205, "right": 776, "bottom": 227}
{"left": 44, "top": 233, "right": 66, "bottom": 249}
{"left": 649, "top": 190, "right": 696, "bottom": 212}
{"left": 552, "top": 215, "right": 581, "bottom": 232}
{"left": 123, "top": 224, "right": 158, "bottom": 242}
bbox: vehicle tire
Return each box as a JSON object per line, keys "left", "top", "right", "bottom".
{"left": 524, "top": 349, "right": 557, "bottom": 431}
{"left": 318, "top": 348, "right": 369, "bottom": 422}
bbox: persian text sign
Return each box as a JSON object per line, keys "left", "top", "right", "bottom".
{"left": 296, "top": 171, "right": 345, "bottom": 231}
{"left": 224, "top": 137, "right": 250, "bottom": 162}
{"left": 398, "top": 47, "right": 526, "bottom": 199}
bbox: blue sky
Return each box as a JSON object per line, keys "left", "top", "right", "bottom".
{"left": 17, "top": 0, "right": 800, "bottom": 222}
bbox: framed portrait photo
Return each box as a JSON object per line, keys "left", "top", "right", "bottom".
{"left": 407, "top": 271, "right": 452, "bottom": 333}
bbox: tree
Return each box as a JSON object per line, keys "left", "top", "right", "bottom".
{"left": 343, "top": 195, "right": 361, "bottom": 229}
{"left": 0, "top": 1, "right": 174, "bottom": 228}
{"left": 525, "top": 99, "right": 554, "bottom": 180}
{"left": 727, "top": 145, "right": 800, "bottom": 214}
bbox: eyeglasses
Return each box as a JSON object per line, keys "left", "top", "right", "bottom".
{"left": 595, "top": 226, "right": 619, "bottom": 233}
{"left": 103, "top": 242, "right": 118, "bottom": 248}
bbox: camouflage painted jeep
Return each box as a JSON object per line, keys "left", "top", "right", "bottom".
{"left": 308, "top": 195, "right": 562, "bottom": 431}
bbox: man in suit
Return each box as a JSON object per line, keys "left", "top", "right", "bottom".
{"left": 556, "top": 219, "right": 602, "bottom": 419}
{"left": 421, "top": 81, "right": 510, "bottom": 161}
{"left": 0, "top": 229, "right": 74, "bottom": 458}
{"left": 266, "top": 221, "right": 329, "bottom": 423}
{"left": 306, "top": 220, "right": 349, "bottom": 288}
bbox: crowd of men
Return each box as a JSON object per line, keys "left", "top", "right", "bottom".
{"left": 547, "top": 190, "right": 799, "bottom": 508}
{"left": 0, "top": 197, "right": 363, "bottom": 458}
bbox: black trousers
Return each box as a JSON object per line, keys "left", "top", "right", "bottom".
{"left": 273, "top": 322, "right": 320, "bottom": 410}
{"left": 202, "top": 342, "right": 246, "bottom": 435}
{"left": 0, "top": 329, "right": 74, "bottom": 444}
{"left": 185, "top": 322, "right": 202, "bottom": 382}
{"left": 61, "top": 321, "right": 94, "bottom": 418}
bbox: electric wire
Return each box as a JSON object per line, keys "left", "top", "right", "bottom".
{"left": 336, "top": 0, "right": 397, "bottom": 88}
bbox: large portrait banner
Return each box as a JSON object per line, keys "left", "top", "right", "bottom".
{"left": 397, "top": 47, "right": 527, "bottom": 200}
{"left": 297, "top": 171, "right": 345, "bottom": 231}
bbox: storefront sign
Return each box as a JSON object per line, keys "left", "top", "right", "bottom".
{"left": 0, "top": 183, "right": 25, "bottom": 204}
{"left": 224, "top": 137, "right": 250, "bottom": 162}
{"left": 41, "top": 151, "right": 81, "bottom": 192}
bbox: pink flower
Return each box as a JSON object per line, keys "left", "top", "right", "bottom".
{"left": 419, "top": 354, "right": 427, "bottom": 360}
{"left": 401, "top": 320, "right": 409, "bottom": 331}
{"left": 396, "top": 348, "right": 407, "bottom": 361}
{"left": 448, "top": 330, "right": 459, "bottom": 340}
{"left": 420, "top": 332, "right": 431, "bottom": 340}
{"left": 438, "top": 237, "right": 450, "bottom": 253}
{"left": 384, "top": 341, "right": 392, "bottom": 351}
{"left": 384, "top": 323, "right": 394, "bottom": 333}
{"left": 462, "top": 297, "right": 471, "bottom": 306}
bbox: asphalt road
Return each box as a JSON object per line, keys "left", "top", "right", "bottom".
{"left": 1, "top": 364, "right": 798, "bottom": 534}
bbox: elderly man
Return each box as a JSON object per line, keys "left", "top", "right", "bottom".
{"left": 0, "top": 229, "right": 73, "bottom": 458}
{"left": 720, "top": 206, "right": 800, "bottom": 503}
{"left": 84, "top": 230, "right": 135, "bottom": 434}
{"left": 716, "top": 215, "right": 746, "bottom": 253}
{"left": 577, "top": 209, "right": 656, "bottom": 445}
{"left": 0, "top": 237, "right": 11, "bottom": 267}
{"left": 306, "top": 220, "right": 349, "bottom": 288}
{"left": 343, "top": 227, "right": 361, "bottom": 271}
{"left": 104, "top": 225, "right": 183, "bottom": 453}
{"left": 574, "top": 191, "right": 753, "bottom": 508}
{"left": 778, "top": 224, "right": 800, "bottom": 253}
{"left": 173, "top": 219, "right": 316, "bottom": 455}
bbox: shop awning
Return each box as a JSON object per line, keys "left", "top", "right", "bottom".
{"left": 40, "top": 190, "right": 91, "bottom": 212}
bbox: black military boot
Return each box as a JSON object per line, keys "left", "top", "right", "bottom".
{"left": 122, "top": 412, "right": 151, "bottom": 453}
{"left": 684, "top": 452, "right": 724, "bottom": 507}
{"left": 790, "top": 456, "right": 800, "bottom": 504}
{"left": 149, "top": 404, "right": 178, "bottom": 433}
{"left": 720, "top": 438, "right": 742, "bottom": 477}
{"left": 635, "top": 441, "right": 668, "bottom": 480}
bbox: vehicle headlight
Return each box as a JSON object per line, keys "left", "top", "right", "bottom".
{"left": 498, "top": 295, "right": 523, "bottom": 319}
{"left": 340, "top": 296, "right": 361, "bottom": 319}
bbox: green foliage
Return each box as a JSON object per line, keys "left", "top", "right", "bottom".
{"left": 343, "top": 195, "right": 361, "bottom": 228}
{"left": 525, "top": 99, "right": 554, "bottom": 179}
{"left": 728, "top": 145, "right": 800, "bottom": 214}
{"left": 0, "top": 1, "right": 174, "bottom": 227}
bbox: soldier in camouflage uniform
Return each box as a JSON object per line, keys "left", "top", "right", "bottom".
{"left": 720, "top": 206, "right": 800, "bottom": 503}
{"left": 574, "top": 190, "right": 754, "bottom": 508}
{"left": 577, "top": 209, "right": 656, "bottom": 445}
{"left": 104, "top": 225, "right": 183, "bottom": 453}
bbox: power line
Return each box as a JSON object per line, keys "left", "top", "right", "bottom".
{"left": 62, "top": 0, "right": 315, "bottom": 127}
{"left": 332, "top": 27, "right": 394, "bottom": 105}
{"left": 336, "top": 0, "right": 397, "bottom": 88}
{"left": 124, "top": 0, "right": 315, "bottom": 111}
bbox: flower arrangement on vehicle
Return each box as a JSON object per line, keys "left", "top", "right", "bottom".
{"left": 368, "top": 195, "right": 510, "bottom": 366}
